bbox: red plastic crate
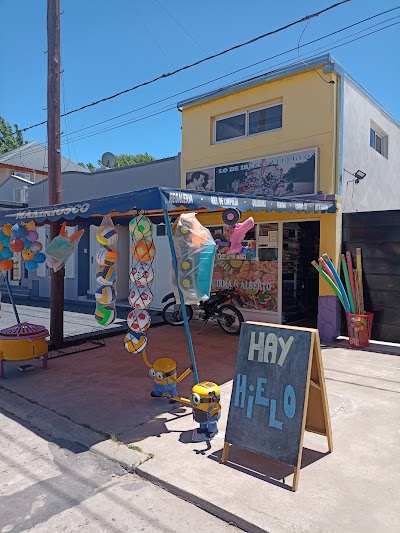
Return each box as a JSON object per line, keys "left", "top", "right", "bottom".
{"left": 346, "top": 313, "right": 374, "bottom": 349}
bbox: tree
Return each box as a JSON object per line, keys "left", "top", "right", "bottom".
{"left": 78, "top": 153, "right": 156, "bottom": 171}
{"left": 0, "top": 116, "right": 27, "bottom": 155}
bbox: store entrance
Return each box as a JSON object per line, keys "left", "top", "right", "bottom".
{"left": 282, "top": 221, "right": 320, "bottom": 327}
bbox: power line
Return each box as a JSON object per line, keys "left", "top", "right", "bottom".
{"left": 2, "top": 0, "right": 350, "bottom": 139}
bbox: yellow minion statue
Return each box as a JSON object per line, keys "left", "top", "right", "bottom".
{"left": 174, "top": 381, "right": 221, "bottom": 439}
{"left": 141, "top": 351, "right": 192, "bottom": 401}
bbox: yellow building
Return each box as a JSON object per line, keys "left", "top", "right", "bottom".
{"left": 178, "top": 55, "right": 344, "bottom": 342}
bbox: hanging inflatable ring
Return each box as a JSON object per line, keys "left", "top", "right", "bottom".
{"left": 222, "top": 208, "right": 241, "bottom": 226}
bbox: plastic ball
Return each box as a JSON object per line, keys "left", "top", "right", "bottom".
{"left": 0, "top": 259, "right": 13, "bottom": 272}
{"left": 95, "top": 285, "right": 116, "bottom": 305}
{"left": 9, "top": 238, "right": 25, "bottom": 253}
{"left": 96, "top": 265, "right": 117, "bottom": 286}
{"left": 128, "top": 286, "right": 153, "bottom": 309}
{"left": 30, "top": 241, "right": 43, "bottom": 253}
{"left": 132, "top": 239, "right": 155, "bottom": 263}
{"left": 25, "top": 260, "right": 38, "bottom": 271}
{"left": 96, "top": 225, "right": 118, "bottom": 247}
{"left": 11, "top": 223, "right": 27, "bottom": 239}
{"left": 95, "top": 305, "right": 116, "bottom": 326}
{"left": 2, "top": 236, "right": 10, "bottom": 248}
{"left": 25, "top": 221, "right": 36, "bottom": 231}
{"left": 130, "top": 263, "right": 154, "bottom": 288}
{"left": 26, "top": 230, "right": 39, "bottom": 242}
{"left": 1, "top": 248, "right": 13, "bottom": 260}
{"left": 34, "top": 252, "right": 46, "bottom": 264}
{"left": 24, "top": 238, "right": 32, "bottom": 249}
{"left": 129, "top": 216, "right": 153, "bottom": 240}
{"left": 0, "top": 242, "right": 3, "bottom": 253}
{"left": 96, "top": 247, "right": 117, "bottom": 267}
{"left": 3, "top": 224, "right": 12, "bottom": 237}
{"left": 22, "top": 249, "right": 35, "bottom": 261}
{"left": 124, "top": 331, "right": 147, "bottom": 354}
{"left": 127, "top": 309, "right": 151, "bottom": 333}
{"left": 0, "top": 229, "right": 4, "bottom": 240}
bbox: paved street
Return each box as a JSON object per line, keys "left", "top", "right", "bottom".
{"left": 0, "top": 409, "right": 238, "bottom": 533}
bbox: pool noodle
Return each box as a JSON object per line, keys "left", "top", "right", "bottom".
{"left": 346, "top": 251, "right": 356, "bottom": 309}
{"left": 341, "top": 254, "right": 356, "bottom": 314}
{"left": 318, "top": 257, "right": 336, "bottom": 284}
{"left": 322, "top": 254, "right": 350, "bottom": 313}
{"left": 311, "top": 261, "right": 346, "bottom": 310}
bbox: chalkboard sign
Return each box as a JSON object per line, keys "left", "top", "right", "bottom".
{"left": 222, "top": 321, "right": 332, "bottom": 491}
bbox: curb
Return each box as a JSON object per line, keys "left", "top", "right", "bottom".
{"left": 0, "top": 386, "right": 148, "bottom": 472}
{"left": 136, "top": 467, "right": 269, "bottom": 533}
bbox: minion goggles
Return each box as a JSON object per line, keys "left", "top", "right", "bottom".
{"left": 149, "top": 368, "right": 176, "bottom": 380}
{"left": 190, "top": 391, "right": 220, "bottom": 405}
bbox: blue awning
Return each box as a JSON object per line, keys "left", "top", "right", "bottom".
{"left": 0, "top": 187, "right": 336, "bottom": 225}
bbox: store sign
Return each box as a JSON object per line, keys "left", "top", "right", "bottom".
{"left": 185, "top": 148, "right": 317, "bottom": 196}
{"left": 212, "top": 259, "right": 278, "bottom": 312}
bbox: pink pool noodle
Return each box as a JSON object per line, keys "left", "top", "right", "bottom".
{"left": 318, "top": 257, "right": 337, "bottom": 284}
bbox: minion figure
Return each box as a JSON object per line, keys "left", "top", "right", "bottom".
{"left": 141, "top": 351, "right": 192, "bottom": 400}
{"left": 174, "top": 381, "right": 221, "bottom": 440}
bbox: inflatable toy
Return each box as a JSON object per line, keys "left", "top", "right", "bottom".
{"left": 132, "top": 239, "right": 155, "bottom": 263}
{"left": 22, "top": 249, "right": 35, "bottom": 261}
{"left": 96, "top": 247, "right": 117, "bottom": 267}
{"left": 124, "top": 331, "right": 148, "bottom": 353}
{"left": 26, "top": 230, "right": 39, "bottom": 242}
{"left": 96, "top": 265, "right": 117, "bottom": 286}
{"left": 9, "top": 238, "right": 24, "bottom": 253}
{"left": 94, "top": 305, "right": 116, "bottom": 326}
{"left": 30, "top": 241, "right": 43, "bottom": 252}
{"left": 222, "top": 208, "right": 241, "bottom": 226}
{"left": 226, "top": 217, "right": 255, "bottom": 254}
{"left": 129, "top": 216, "right": 153, "bottom": 240}
{"left": 127, "top": 309, "right": 151, "bottom": 333}
{"left": 0, "top": 259, "right": 13, "bottom": 272}
{"left": 130, "top": 263, "right": 154, "bottom": 288}
{"left": 1, "top": 248, "right": 13, "bottom": 260}
{"left": 2, "top": 224, "right": 12, "bottom": 237}
{"left": 128, "top": 286, "right": 153, "bottom": 309}
{"left": 96, "top": 225, "right": 118, "bottom": 247}
{"left": 11, "top": 223, "right": 26, "bottom": 239}
{"left": 95, "top": 285, "right": 116, "bottom": 305}
{"left": 45, "top": 222, "right": 84, "bottom": 272}
{"left": 25, "top": 260, "right": 38, "bottom": 271}
{"left": 34, "top": 253, "right": 46, "bottom": 264}
{"left": 25, "top": 220, "right": 36, "bottom": 231}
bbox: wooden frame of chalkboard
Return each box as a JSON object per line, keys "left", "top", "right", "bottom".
{"left": 221, "top": 322, "right": 332, "bottom": 491}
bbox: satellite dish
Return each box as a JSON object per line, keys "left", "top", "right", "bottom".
{"left": 101, "top": 152, "right": 116, "bottom": 168}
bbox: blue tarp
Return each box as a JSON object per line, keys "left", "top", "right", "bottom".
{"left": 0, "top": 187, "right": 336, "bottom": 225}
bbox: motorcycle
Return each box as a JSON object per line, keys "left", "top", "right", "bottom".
{"left": 161, "top": 288, "right": 244, "bottom": 335}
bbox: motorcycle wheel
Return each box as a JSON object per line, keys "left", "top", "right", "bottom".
{"left": 162, "top": 302, "right": 193, "bottom": 326}
{"left": 217, "top": 304, "right": 244, "bottom": 335}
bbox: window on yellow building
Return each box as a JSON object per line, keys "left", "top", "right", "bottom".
{"left": 214, "top": 103, "right": 282, "bottom": 143}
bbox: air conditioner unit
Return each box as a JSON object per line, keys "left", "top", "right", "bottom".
{"left": 14, "top": 186, "right": 28, "bottom": 204}
{"left": 12, "top": 171, "right": 33, "bottom": 183}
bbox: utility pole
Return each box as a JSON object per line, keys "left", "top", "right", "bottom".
{"left": 47, "top": 0, "right": 64, "bottom": 347}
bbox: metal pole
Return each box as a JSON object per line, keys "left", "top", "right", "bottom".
{"left": 162, "top": 206, "right": 200, "bottom": 384}
{"left": 4, "top": 274, "right": 20, "bottom": 324}
{"left": 47, "top": 0, "right": 64, "bottom": 347}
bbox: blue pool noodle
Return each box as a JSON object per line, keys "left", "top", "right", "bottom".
{"left": 323, "top": 254, "right": 350, "bottom": 313}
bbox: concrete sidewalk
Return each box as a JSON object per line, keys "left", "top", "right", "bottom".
{"left": 0, "top": 323, "right": 399, "bottom": 532}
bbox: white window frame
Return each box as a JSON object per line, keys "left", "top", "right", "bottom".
{"left": 213, "top": 102, "right": 283, "bottom": 144}
{"left": 370, "top": 123, "right": 388, "bottom": 158}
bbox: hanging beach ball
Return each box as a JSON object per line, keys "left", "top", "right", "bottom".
{"left": 124, "top": 331, "right": 147, "bottom": 354}
{"left": 128, "top": 286, "right": 153, "bottom": 309}
{"left": 0, "top": 259, "right": 13, "bottom": 272}
{"left": 129, "top": 216, "right": 152, "bottom": 240}
{"left": 96, "top": 225, "right": 118, "bottom": 247}
{"left": 11, "top": 223, "right": 27, "bottom": 239}
{"left": 34, "top": 252, "right": 46, "bottom": 264}
{"left": 96, "top": 265, "right": 117, "bottom": 286}
{"left": 25, "top": 260, "right": 38, "bottom": 271}
{"left": 95, "top": 285, "right": 116, "bottom": 305}
{"left": 31, "top": 241, "right": 43, "bottom": 253}
{"left": 95, "top": 305, "right": 116, "bottom": 326}
{"left": 129, "top": 262, "right": 154, "bottom": 288}
{"left": 26, "top": 230, "right": 39, "bottom": 242}
{"left": 96, "top": 247, "right": 117, "bottom": 267}
{"left": 2, "top": 224, "right": 12, "bottom": 237}
{"left": 9, "top": 238, "right": 25, "bottom": 253}
{"left": 132, "top": 239, "right": 155, "bottom": 263}
{"left": 22, "top": 249, "right": 35, "bottom": 261}
{"left": 127, "top": 309, "right": 151, "bottom": 333}
{"left": 1, "top": 247, "right": 13, "bottom": 260}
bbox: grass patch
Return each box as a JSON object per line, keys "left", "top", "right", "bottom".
{"left": 108, "top": 432, "right": 122, "bottom": 444}
{"left": 128, "top": 444, "right": 143, "bottom": 453}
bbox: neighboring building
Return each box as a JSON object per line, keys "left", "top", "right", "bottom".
{"left": 177, "top": 54, "right": 399, "bottom": 342}
{"left": 0, "top": 155, "right": 181, "bottom": 310}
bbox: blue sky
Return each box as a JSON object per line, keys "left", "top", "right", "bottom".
{"left": 1, "top": 0, "right": 399, "bottom": 165}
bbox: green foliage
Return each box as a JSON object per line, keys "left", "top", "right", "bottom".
{"left": 0, "top": 116, "right": 27, "bottom": 155}
{"left": 79, "top": 153, "right": 155, "bottom": 171}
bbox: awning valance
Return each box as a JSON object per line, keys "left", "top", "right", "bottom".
{"left": 0, "top": 187, "right": 336, "bottom": 225}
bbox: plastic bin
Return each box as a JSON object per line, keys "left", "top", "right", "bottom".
{"left": 346, "top": 312, "right": 374, "bottom": 349}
